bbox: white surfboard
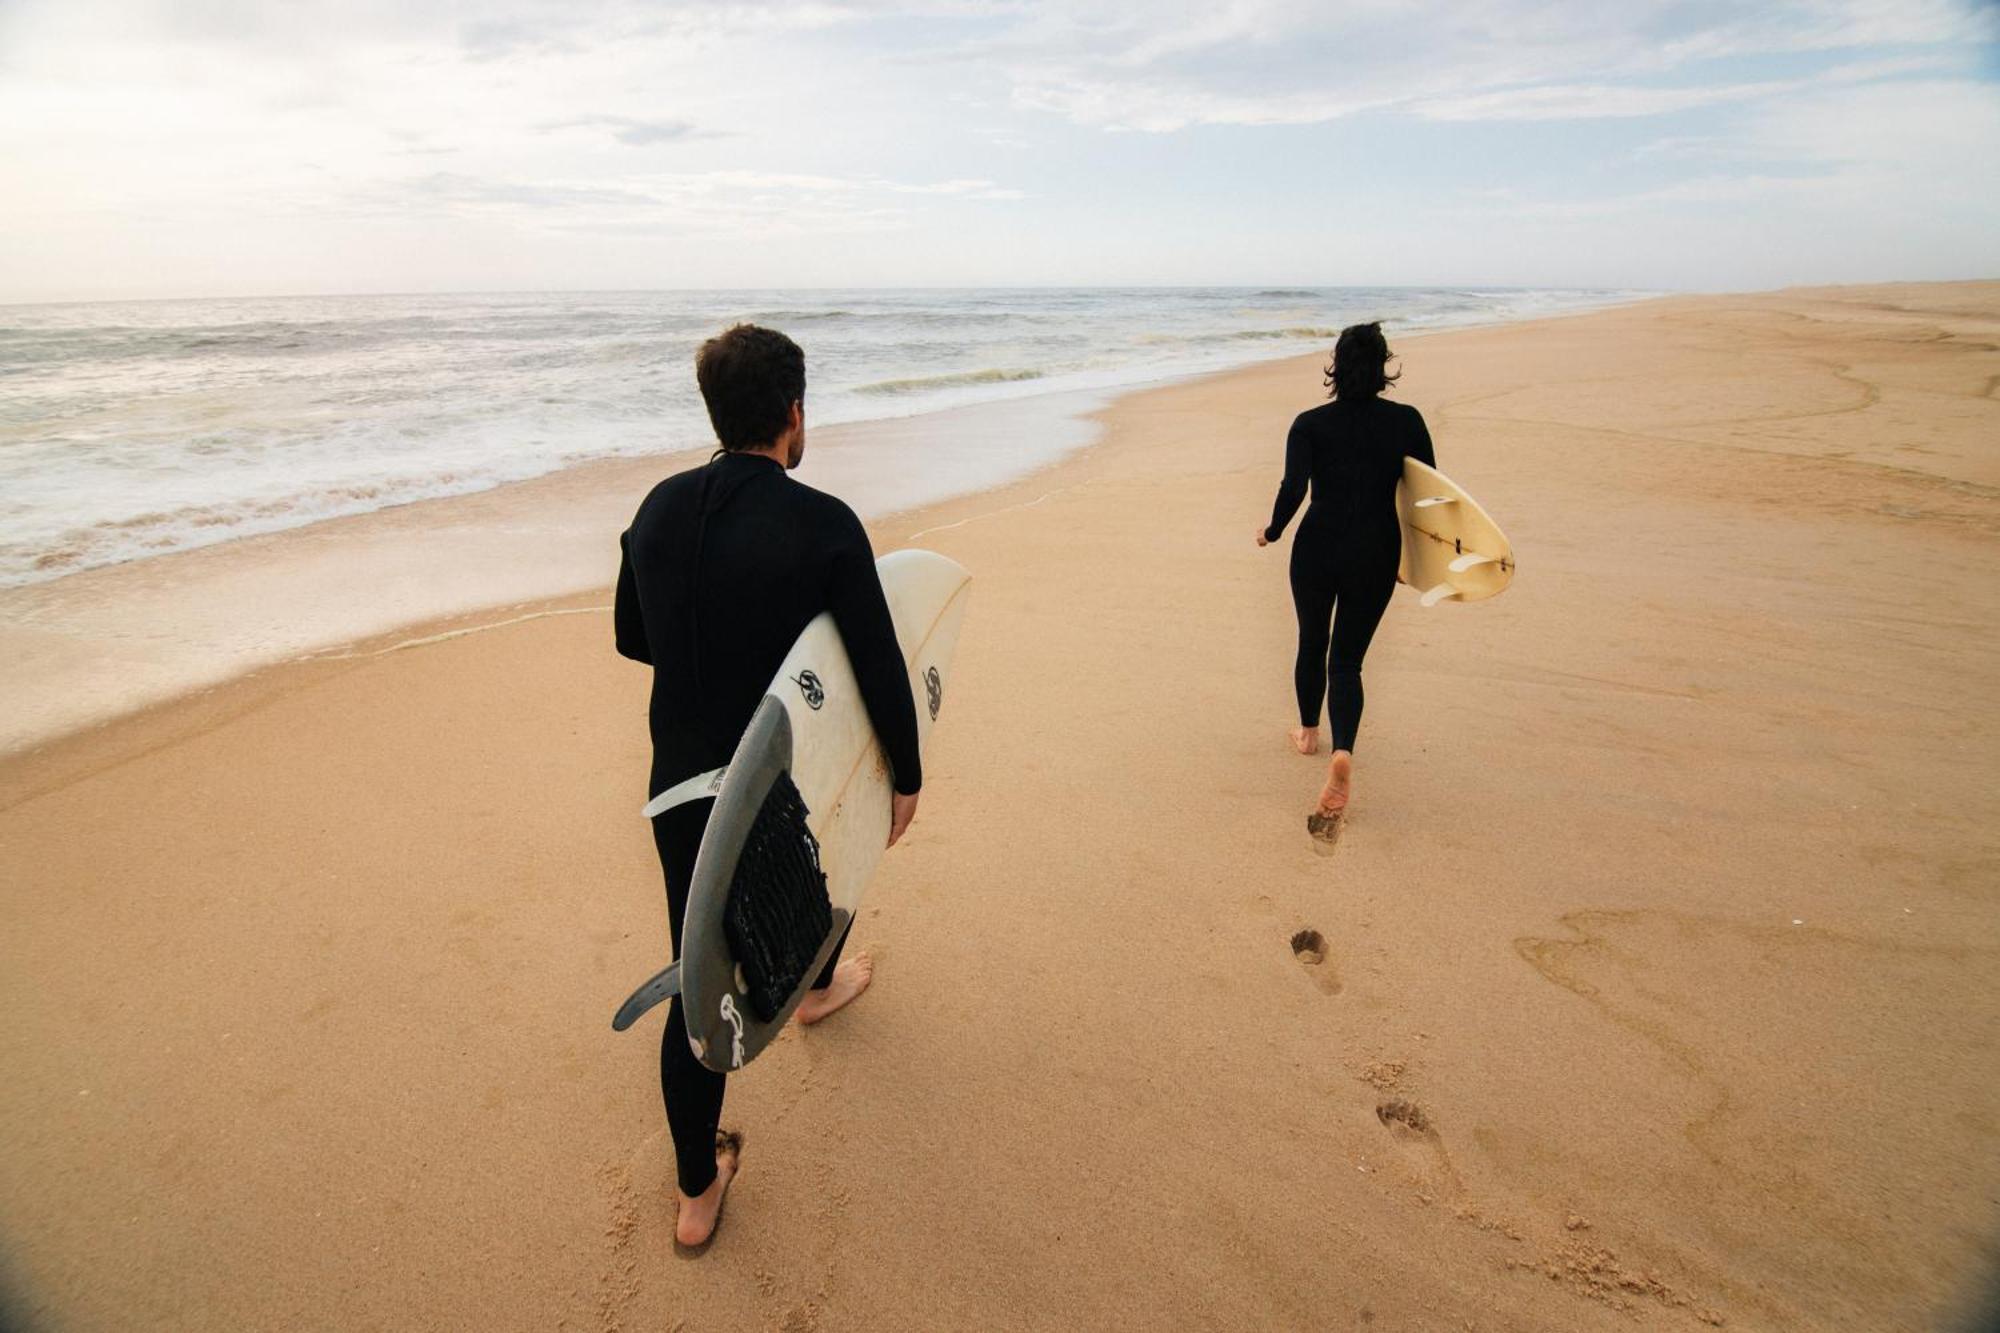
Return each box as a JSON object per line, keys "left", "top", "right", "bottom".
{"left": 612, "top": 549, "right": 971, "bottom": 1072}
{"left": 1397, "top": 459, "right": 1516, "bottom": 606}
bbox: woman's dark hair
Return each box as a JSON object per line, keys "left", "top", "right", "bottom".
{"left": 695, "top": 324, "right": 806, "bottom": 451}
{"left": 1323, "top": 321, "right": 1399, "bottom": 401}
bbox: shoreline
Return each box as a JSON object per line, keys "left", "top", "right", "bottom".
{"left": 3, "top": 281, "right": 1998, "bottom": 1329}
{"left": 0, "top": 386, "right": 1101, "bottom": 760}
{"left": 0, "top": 296, "right": 1657, "bottom": 761}
{"left": 3, "top": 286, "right": 1655, "bottom": 594}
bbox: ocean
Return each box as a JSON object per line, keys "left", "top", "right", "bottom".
{"left": 0, "top": 286, "right": 1649, "bottom": 587}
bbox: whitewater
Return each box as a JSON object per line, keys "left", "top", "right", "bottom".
{"left": 0, "top": 286, "right": 1647, "bottom": 586}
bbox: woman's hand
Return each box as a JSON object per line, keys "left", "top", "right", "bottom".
{"left": 1254, "top": 525, "right": 1270, "bottom": 548}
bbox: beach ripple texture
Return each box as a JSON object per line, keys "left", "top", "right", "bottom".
{"left": 0, "top": 287, "right": 1644, "bottom": 586}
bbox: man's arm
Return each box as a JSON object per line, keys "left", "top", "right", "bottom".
{"left": 824, "top": 509, "right": 922, "bottom": 798}
{"left": 614, "top": 529, "right": 653, "bottom": 665}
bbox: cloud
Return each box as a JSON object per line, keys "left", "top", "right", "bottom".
{"left": 541, "top": 114, "right": 709, "bottom": 146}
{"left": 885, "top": 177, "right": 1024, "bottom": 199}
{"left": 0, "top": 0, "right": 1991, "bottom": 298}
{"left": 1746, "top": 76, "right": 2000, "bottom": 172}
{"left": 458, "top": 20, "right": 540, "bottom": 62}
{"left": 1413, "top": 80, "right": 1796, "bottom": 123}
{"left": 355, "top": 167, "right": 1023, "bottom": 240}
{"left": 1479, "top": 78, "right": 2000, "bottom": 222}
{"left": 398, "top": 172, "right": 660, "bottom": 210}
{"left": 1414, "top": 54, "right": 1965, "bottom": 122}
{"left": 1653, "top": 0, "right": 1998, "bottom": 64}
{"left": 952, "top": 0, "right": 2000, "bottom": 132}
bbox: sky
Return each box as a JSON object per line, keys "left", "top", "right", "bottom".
{"left": 1, "top": 0, "right": 1997, "bottom": 301}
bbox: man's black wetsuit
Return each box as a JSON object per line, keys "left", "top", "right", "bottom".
{"left": 615, "top": 449, "right": 922, "bottom": 1196}
{"left": 1264, "top": 397, "right": 1435, "bottom": 752}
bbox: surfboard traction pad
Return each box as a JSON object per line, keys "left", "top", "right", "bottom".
{"left": 614, "top": 697, "right": 855, "bottom": 1072}
{"left": 721, "top": 770, "right": 833, "bottom": 1022}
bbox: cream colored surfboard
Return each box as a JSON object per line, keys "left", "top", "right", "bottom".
{"left": 1397, "top": 459, "right": 1516, "bottom": 606}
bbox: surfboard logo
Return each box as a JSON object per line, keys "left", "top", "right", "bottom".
{"left": 791, "top": 669, "right": 825, "bottom": 710}
{"left": 924, "top": 666, "right": 942, "bottom": 720}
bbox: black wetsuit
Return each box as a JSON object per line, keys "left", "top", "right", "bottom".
{"left": 615, "top": 450, "right": 921, "bottom": 1196}
{"left": 1264, "top": 397, "right": 1435, "bottom": 752}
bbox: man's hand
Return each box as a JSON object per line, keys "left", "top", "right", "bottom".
{"left": 888, "top": 790, "right": 919, "bottom": 847}
{"left": 1254, "top": 525, "right": 1270, "bottom": 547}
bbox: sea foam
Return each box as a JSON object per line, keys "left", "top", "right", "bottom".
{"left": 0, "top": 286, "right": 1651, "bottom": 586}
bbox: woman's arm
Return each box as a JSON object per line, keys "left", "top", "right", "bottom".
{"left": 1409, "top": 406, "right": 1436, "bottom": 470}
{"left": 1263, "top": 416, "right": 1311, "bottom": 542}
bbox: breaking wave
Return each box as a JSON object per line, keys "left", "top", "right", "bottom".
{"left": 854, "top": 367, "right": 1047, "bottom": 395}
{"left": 0, "top": 285, "right": 1652, "bottom": 586}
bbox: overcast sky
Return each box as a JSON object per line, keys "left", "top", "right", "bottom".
{"left": 2, "top": 0, "right": 1997, "bottom": 302}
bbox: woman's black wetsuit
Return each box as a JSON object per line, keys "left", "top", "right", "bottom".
{"left": 1264, "top": 397, "right": 1434, "bottom": 752}
{"left": 615, "top": 450, "right": 921, "bottom": 1197}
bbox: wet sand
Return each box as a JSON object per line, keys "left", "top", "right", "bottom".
{"left": 3, "top": 283, "right": 1998, "bottom": 1330}
{"left": 0, "top": 390, "right": 1105, "bottom": 757}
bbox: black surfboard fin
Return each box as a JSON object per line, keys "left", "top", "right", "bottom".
{"left": 612, "top": 960, "right": 682, "bottom": 1032}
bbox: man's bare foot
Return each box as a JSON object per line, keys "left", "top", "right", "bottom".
{"left": 795, "top": 955, "right": 873, "bottom": 1026}
{"left": 675, "top": 1131, "right": 741, "bottom": 1251}
{"left": 1291, "top": 725, "right": 1320, "bottom": 756}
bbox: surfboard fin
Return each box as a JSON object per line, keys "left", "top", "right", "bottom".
{"left": 1447, "top": 552, "right": 1496, "bottom": 573}
{"left": 612, "top": 961, "right": 682, "bottom": 1032}
{"left": 1413, "top": 495, "right": 1456, "bottom": 509}
{"left": 641, "top": 765, "right": 727, "bottom": 819}
{"left": 1420, "top": 583, "right": 1462, "bottom": 607}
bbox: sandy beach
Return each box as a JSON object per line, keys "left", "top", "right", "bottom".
{"left": 2, "top": 283, "right": 1997, "bottom": 1330}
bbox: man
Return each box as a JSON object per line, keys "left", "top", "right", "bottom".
{"left": 614, "top": 324, "right": 922, "bottom": 1249}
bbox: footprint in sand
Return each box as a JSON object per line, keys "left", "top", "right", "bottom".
{"left": 1375, "top": 1098, "right": 1432, "bottom": 1134}
{"left": 1291, "top": 929, "right": 1342, "bottom": 994}
{"left": 1306, "top": 809, "right": 1345, "bottom": 852}
{"left": 1373, "top": 1098, "right": 1464, "bottom": 1195}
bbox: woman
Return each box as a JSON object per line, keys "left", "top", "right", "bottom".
{"left": 1257, "top": 322, "right": 1433, "bottom": 842}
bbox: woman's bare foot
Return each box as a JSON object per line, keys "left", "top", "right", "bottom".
{"left": 1307, "top": 751, "right": 1353, "bottom": 848}
{"left": 675, "top": 1131, "right": 741, "bottom": 1251}
{"left": 1290, "top": 725, "right": 1320, "bottom": 756}
{"left": 795, "top": 955, "right": 873, "bottom": 1026}
{"left": 1319, "top": 750, "right": 1353, "bottom": 812}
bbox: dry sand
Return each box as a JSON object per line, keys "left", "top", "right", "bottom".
{"left": 3, "top": 283, "right": 1998, "bottom": 1331}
